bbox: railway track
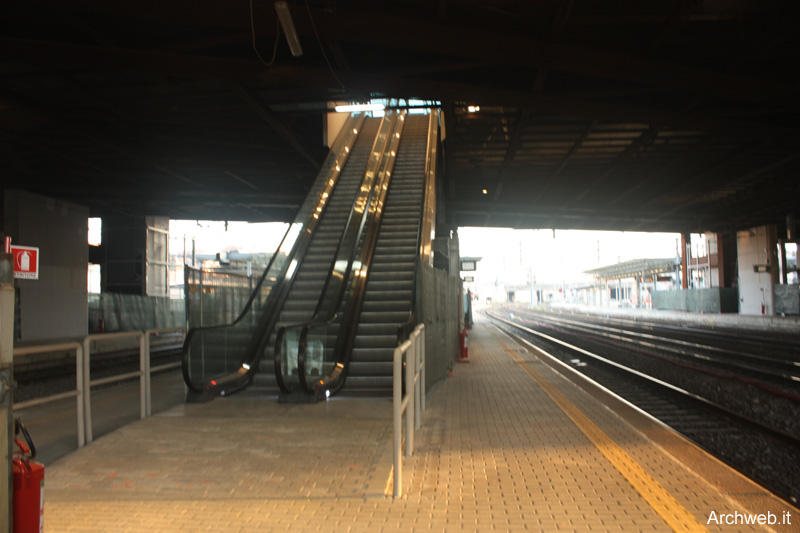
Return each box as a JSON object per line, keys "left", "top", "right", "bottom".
{"left": 486, "top": 308, "right": 800, "bottom": 506}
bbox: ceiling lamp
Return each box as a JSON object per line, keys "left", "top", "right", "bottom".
{"left": 275, "top": 1, "right": 303, "bottom": 57}
{"left": 334, "top": 103, "right": 386, "bottom": 113}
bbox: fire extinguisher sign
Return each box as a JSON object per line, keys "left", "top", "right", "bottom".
{"left": 10, "top": 245, "right": 40, "bottom": 280}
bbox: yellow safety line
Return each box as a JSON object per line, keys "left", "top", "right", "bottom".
{"left": 492, "top": 332, "right": 708, "bottom": 533}
{"left": 384, "top": 466, "right": 394, "bottom": 497}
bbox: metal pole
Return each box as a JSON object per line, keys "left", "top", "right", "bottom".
{"left": 392, "top": 344, "right": 403, "bottom": 497}
{"left": 139, "top": 333, "right": 146, "bottom": 419}
{"left": 414, "top": 330, "right": 421, "bottom": 430}
{"left": 82, "top": 337, "right": 93, "bottom": 443}
{"left": 144, "top": 333, "right": 152, "bottom": 416}
{"left": 405, "top": 332, "right": 415, "bottom": 457}
{"left": 0, "top": 253, "right": 14, "bottom": 532}
{"left": 420, "top": 325, "right": 426, "bottom": 412}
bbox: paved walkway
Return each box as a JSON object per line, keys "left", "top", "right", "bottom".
{"left": 42, "top": 316, "right": 796, "bottom": 531}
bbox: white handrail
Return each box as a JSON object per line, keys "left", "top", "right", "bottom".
{"left": 392, "top": 323, "right": 425, "bottom": 498}
{"left": 83, "top": 331, "right": 145, "bottom": 444}
{"left": 14, "top": 328, "right": 185, "bottom": 448}
{"left": 13, "top": 342, "right": 85, "bottom": 448}
{"left": 143, "top": 327, "right": 185, "bottom": 416}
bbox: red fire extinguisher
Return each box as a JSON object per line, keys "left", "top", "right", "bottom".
{"left": 458, "top": 330, "right": 470, "bottom": 363}
{"left": 13, "top": 418, "right": 44, "bottom": 533}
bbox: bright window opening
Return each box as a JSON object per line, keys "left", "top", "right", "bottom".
{"left": 88, "top": 217, "right": 102, "bottom": 246}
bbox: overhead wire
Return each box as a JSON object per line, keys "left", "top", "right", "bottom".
{"left": 304, "top": 0, "right": 346, "bottom": 89}
{"left": 250, "top": 0, "right": 281, "bottom": 67}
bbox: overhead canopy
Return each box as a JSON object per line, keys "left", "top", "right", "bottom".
{"left": 2, "top": 1, "right": 799, "bottom": 233}
{"left": 585, "top": 258, "right": 679, "bottom": 281}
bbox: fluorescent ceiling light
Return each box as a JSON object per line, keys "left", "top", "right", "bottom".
{"left": 334, "top": 103, "right": 386, "bottom": 113}
{"left": 275, "top": 1, "right": 303, "bottom": 57}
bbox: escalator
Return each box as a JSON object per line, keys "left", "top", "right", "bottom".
{"left": 250, "top": 117, "right": 382, "bottom": 392}
{"left": 347, "top": 113, "right": 432, "bottom": 390}
{"left": 182, "top": 108, "right": 439, "bottom": 400}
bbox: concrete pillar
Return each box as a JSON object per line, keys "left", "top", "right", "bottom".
{"left": 715, "top": 233, "right": 726, "bottom": 289}
{"left": 449, "top": 229, "right": 460, "bottom": 276}
{"left": 680, "top": 233, "right": 689, "bottom": 289}
{"left": 101, "top": 215, "right": 146, "bottom": 295}
{"left": 635, "top": 271, "right": 641, "bottom": 307}
{"left": 3, "top": 190, "right": 88, "bottom": 342}
{"left": 737, "top": 225, "right": 779, "bottom": 315}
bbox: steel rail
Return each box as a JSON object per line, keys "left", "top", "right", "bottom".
{"left": 487, "top": 311, "right": 800, "bottom": 447}
{"left": 504, "top": 309, "right": 800, "bottom": 386}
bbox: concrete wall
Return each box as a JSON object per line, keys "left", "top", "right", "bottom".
{"left": 737, "top": 225, "right": 779, "bottom": 315}
{"left": 651, "top": 287, "right": 739, "bottom": 313}
{"left": 3, "top": 190, "right": 88, "bottom": 342}
{"left": 417, "top": 261, "right": 461, "bottom": 390}
{"left": 774, "top": 285, "right": 800, "bottom": 315}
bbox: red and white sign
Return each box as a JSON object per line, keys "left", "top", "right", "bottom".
{"left": 11, "top": 245, "right": 39, "bottom": 280}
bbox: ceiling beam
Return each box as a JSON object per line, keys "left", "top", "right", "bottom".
{"left": 533, "top": 120, "right": 596, "bottom": 205}
{"left": 483, "top": 110, "right": 530, "bottom": 225}
{"left": 233, "top": 84, "right": 322, "bottom": 169}
{"left": 350, "top": 75, "right": 800, "bottom": 141}
{"left": 312, "top": 13, "right": 799, "bottom": 107}
{"left": 568, "top": 126, "right": 660, "bottom": 206}
{"left": 17, "top": 2, "right": 800, "bottom": 105}
{"left": 0, "top": 37, "right": 268, "bottom": 82}
{"left": 0, "top": 89, "right": 206, "bottom": 190}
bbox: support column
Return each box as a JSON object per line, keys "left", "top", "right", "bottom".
{"left": 681, "top": 233, "right": 689, "bottom": 289}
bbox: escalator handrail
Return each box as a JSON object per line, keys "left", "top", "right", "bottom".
{"left": 296, "top": 110, "right": 407, "bottom": 394}
{"left": 181, "top": 224, "right": 290, "bottom": 389}
{"left": 181, "top": 112, "right": 367, "bottom": 395}
{"left": 273, "top": 110, "right": 403, "bottom": 393}
{"left": 396, "top": 109, "right": 440, "bottom": 344}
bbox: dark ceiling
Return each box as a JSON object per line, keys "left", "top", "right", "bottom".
{"left": 2, "top": 0, "right": 799, "bottom": 234}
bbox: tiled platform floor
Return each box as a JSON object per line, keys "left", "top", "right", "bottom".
{"left": 42, "top": 315, "right": 797, "bottom": 532}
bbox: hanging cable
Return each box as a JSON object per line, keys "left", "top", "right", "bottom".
{"left": 304, "top": 0, "right": 346, "bottom": 89}
{"left": 250, "top": 0, "right": 281, "bottom": 67}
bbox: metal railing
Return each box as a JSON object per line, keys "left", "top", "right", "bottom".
{"left": 392, "top": 323, "right": 425, "bottom": 498}
{"left": 13, "top": 342, "right": 86, "bottom": 447}
{"left": 13, "top": 327, "right": 184, "bottom": 447}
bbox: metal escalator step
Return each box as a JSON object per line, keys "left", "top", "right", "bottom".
{"left": 344, "top": 376, "right": 394, "bottom": 389}
{"left": 375, "top": 239, "right": 417, "bottom": 248}
{"left": 353, "top": 334, "right": 398, "bottom": 348}
{"left": 373, "top": 248, "right": 417, "bottom": 258}
{"left": 367, "top": 275, "right": 413, "bottom": 285}
{"left": 371, "top": 254, "right": 417, "bottom": 264}
{"left": 360, "top": 300, "right": 411, "bottom": 312}
{"left": 362, "top": 289, "right": 412, "bottom": 301}
{"left": 369, "top": 262, "right": 414, "bottom": 273}
{"left": 358, "top": 310, "right": 409, "bottom": 323}
{"left": 347, "top": 361, "right": 394, "bottom": 376}
{"left": 350, "top": 347, "right": 396, "bottom": 362}
{"left": 364, "top": 279, "right": 413, "bottom": 290}
{"left": 356, "top": 323, "right": 402, "bottom": 336}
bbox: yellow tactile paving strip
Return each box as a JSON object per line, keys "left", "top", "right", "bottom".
{"left": 492, "top": 329, "right": 707, "bottom": 532}
{"left": 40, "top": 316, "right": 789, "bottom": 532}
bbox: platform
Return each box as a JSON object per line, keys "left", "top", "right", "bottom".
{"left": 42, "top": 315, "right": 797, "bottom": 532}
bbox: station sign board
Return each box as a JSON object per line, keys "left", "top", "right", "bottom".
{"left": 11, "top": 245, "right": 39, "bottom": 280}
